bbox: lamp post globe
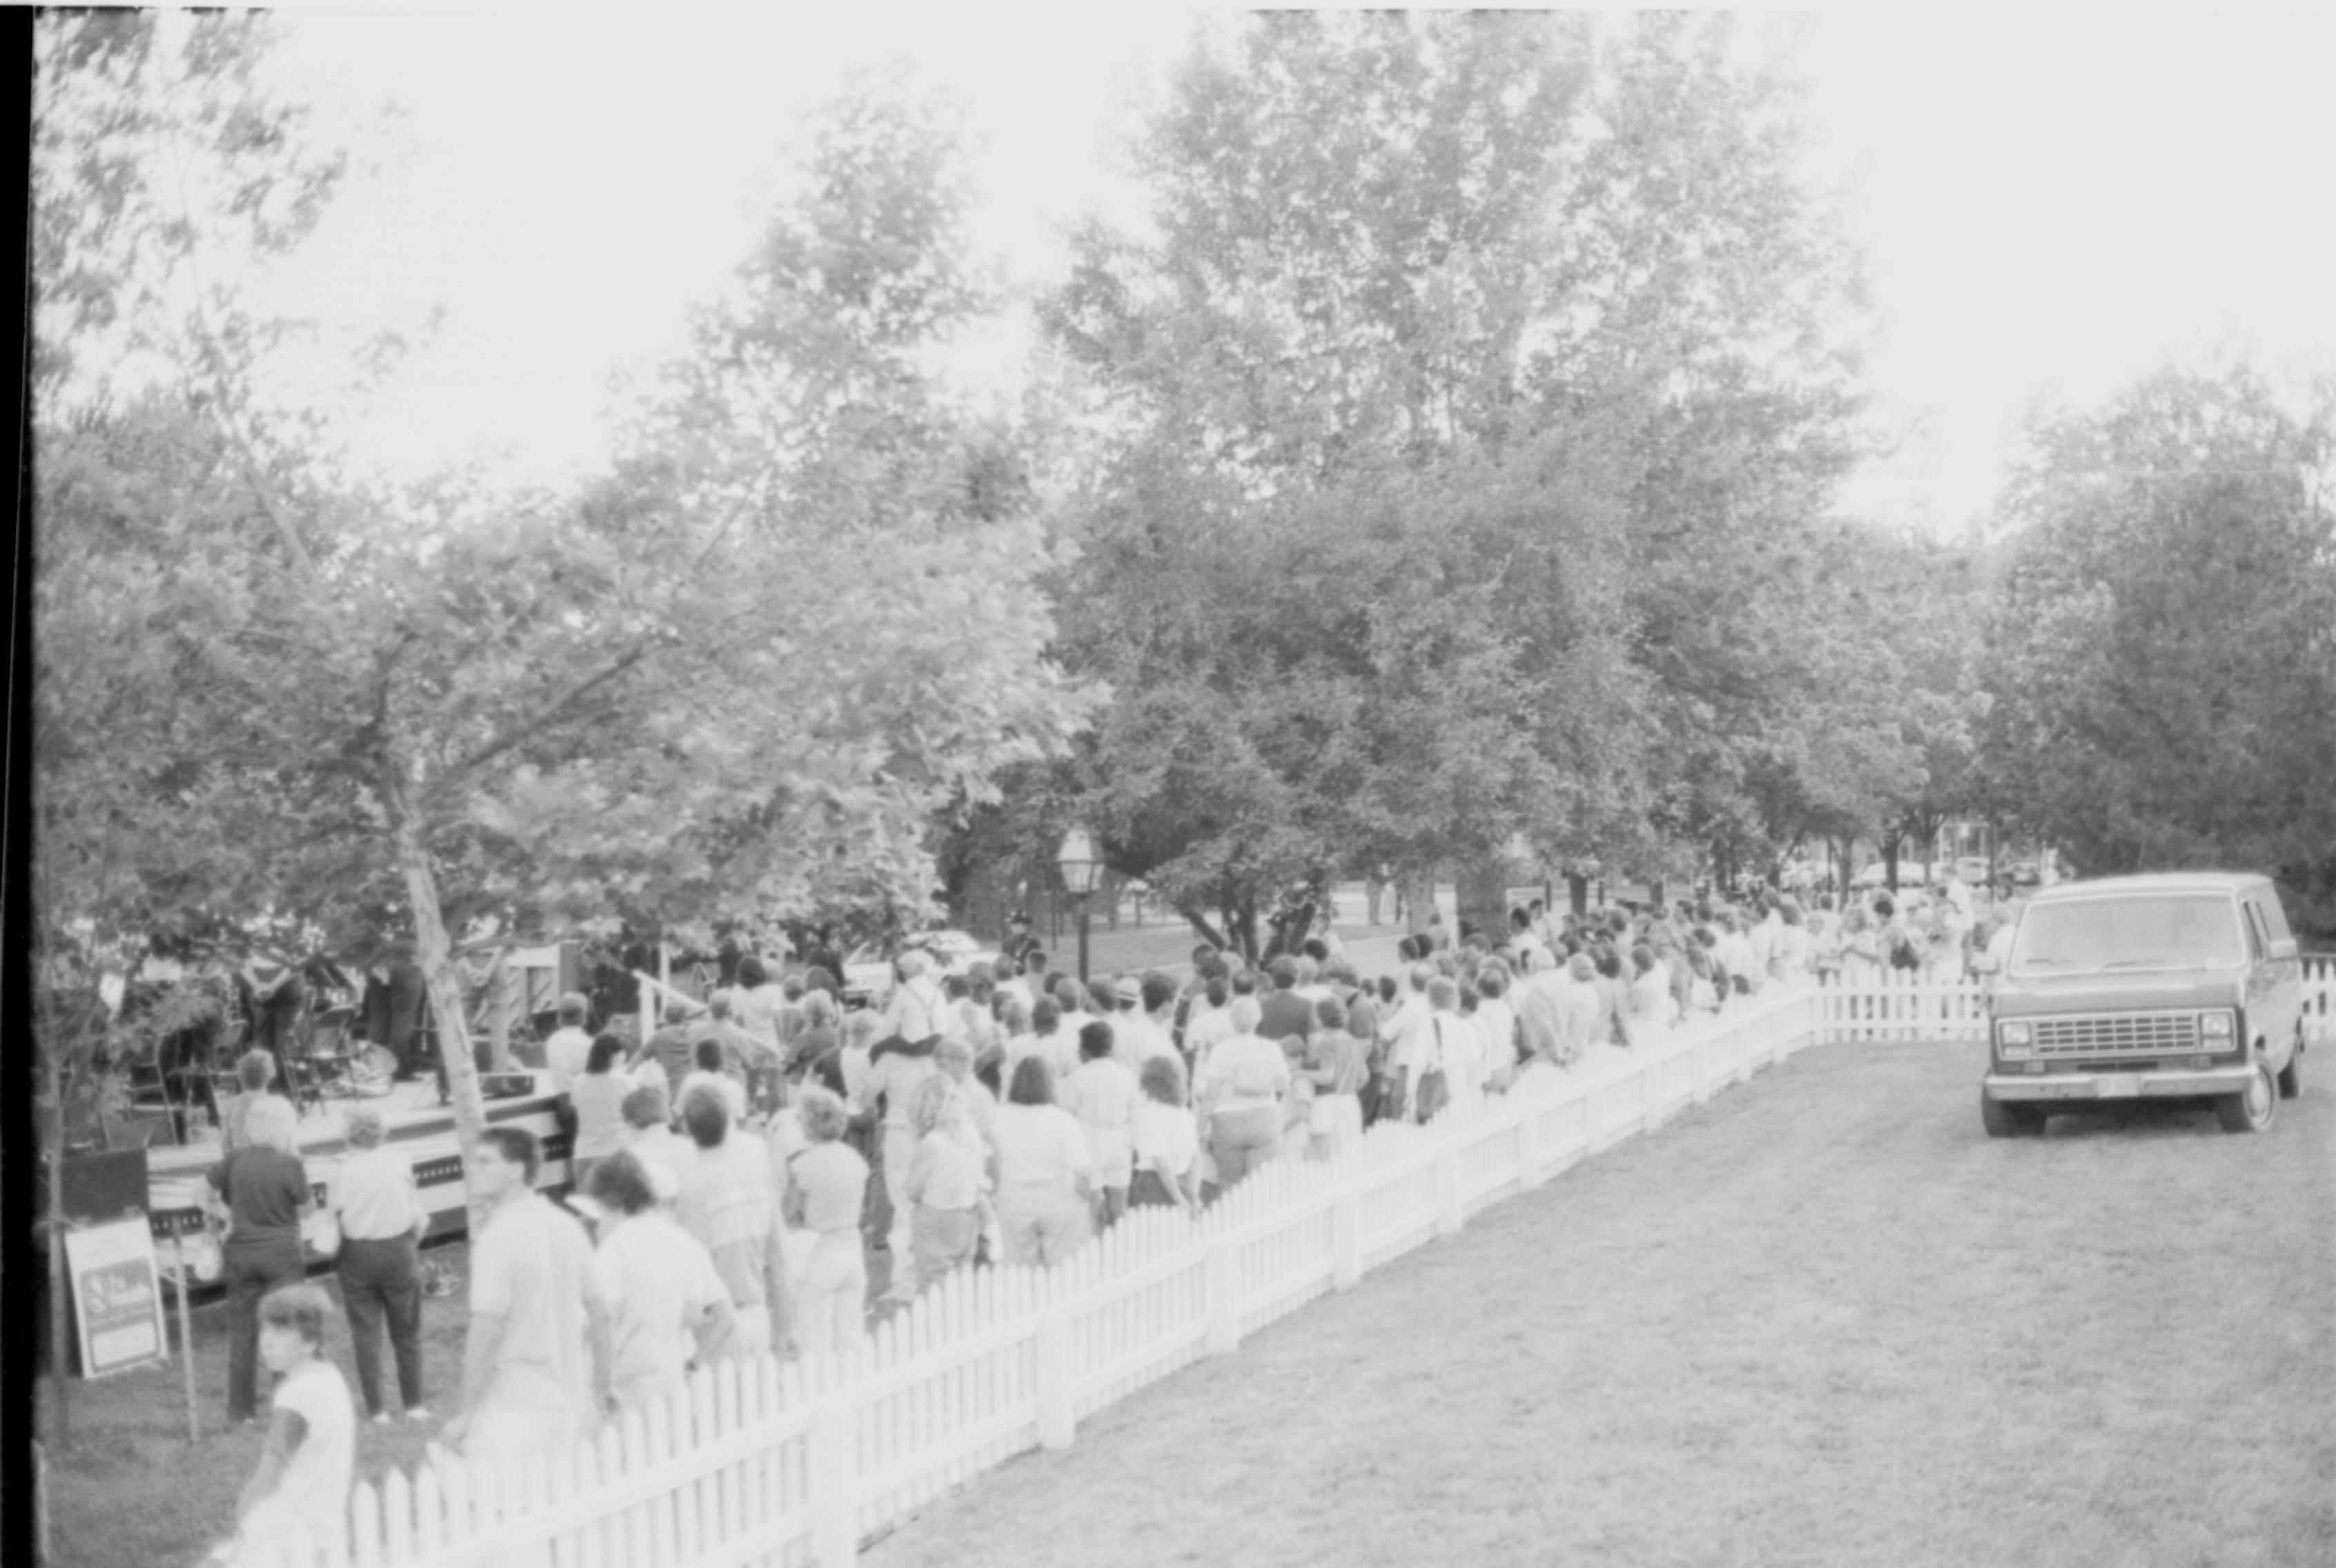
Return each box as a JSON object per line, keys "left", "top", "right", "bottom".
{"left": 1056, "top": 827, "right": 1105, "bottom": 984}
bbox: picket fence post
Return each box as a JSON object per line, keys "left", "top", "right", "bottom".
{"left": 1331, "top": 1183, "right": 1363, "bottom": 1289}
{"left": 809, "top": 1398, "right": 858, "bottom": 1568}
{"left": 1205, "top": 1240, "right": 1241, "bottom": 1354}
{"left": 1516, "top": 1104, "right": 1546, "bottom": 1191}
{"left": 1433, "top": 1144, "right": 1464, "bottom": 1236}
{"left": 1035, "top": 1311, "right": 1076, "bottom": 1450}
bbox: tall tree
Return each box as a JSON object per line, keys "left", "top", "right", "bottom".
{"left": 1977, "top": 362, "right": 2336, "bottom": 929}
{"left": 34, "top": 29, "right": 1096, "bottom": 1200}
{"left": 1041, "top": 12, "right": 1877, "bottom": 937}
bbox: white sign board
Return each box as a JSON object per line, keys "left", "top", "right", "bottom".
{"left": 65, "top": 1218, "right": 167, "bottom": 1377}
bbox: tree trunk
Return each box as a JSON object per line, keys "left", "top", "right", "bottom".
{"left": 1396, "top": 869, "right": 1437, "bottom": 940}
{"left": 1178, "top": 904, "right": 1234, "bottom": 956}
{"left": 1454, "top": 857, "right": 1509, "bottom": 947}
{"left": 1565, "top": 872, "right": 1589, "bottom": 917}
{"left": 386, "top": 774, "right": 492, "bottom": 1233}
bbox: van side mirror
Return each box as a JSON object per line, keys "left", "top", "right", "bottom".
{"left": 2268, "top": 937, "right": 2298, "bottom": 962}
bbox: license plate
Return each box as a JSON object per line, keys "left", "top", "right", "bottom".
{"left": 2093, "top": 1075, "right": 2142, "bottom": 1099}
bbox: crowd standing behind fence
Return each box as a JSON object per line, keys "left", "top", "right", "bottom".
{"left": 200, "top": 874, "right": 2023, "bottom": 1565}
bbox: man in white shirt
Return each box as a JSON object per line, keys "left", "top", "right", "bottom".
{"left": 619, "top": 1083, "right": 697, "bottom": 1197}
{"left": 1051, "top": 975, "right": 1096, "bottom": 1057}
{"left": 445, "top": 1127, "right": 617, "bottom": 1471}
{"left": 1111, "top": 974, "right": 1180, "bottom": 1075}
{"left": 586, "top": 1150, "right": 735, "bottom": 1414}
{"left": 542, "top": 993, "right": 595, "bottom": 1093}
{"left": 1376, "top": 964, "right": 1436, "bottom": 1118}
{"left": 1010, "top": 951, "right": 1050, "bottom": 1014}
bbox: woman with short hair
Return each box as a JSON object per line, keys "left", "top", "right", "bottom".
{"left": 219, "top": 1048, "right": 286, "bottom": 1152}
{"left": 208, "top": 1096, "right": 314, "bottom": 1425}
{"left": 1194, "top": 995, "right": 1288, "bottom": 1193}
{"left": 328, "top": 1106, "right": 429, "bottom": 1423}
{"left": 587, "top": 1150, "right": 734, "bottom": 1411}
{"left": 570, "top": 1031, "right": 634, "bottom": 1193}
{"left": 785, "top": 1089, "right": 871, "bottom": 1358}
{"left": 989, "top": 1058, "right": 1096, "bottom": 1265}
{"left": 1298, "top": 993, "right": 1370, "bottom": 1156}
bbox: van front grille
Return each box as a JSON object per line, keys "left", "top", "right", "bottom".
{"left": 2031, "top": 1012, "right": 2201, "bottom": 1057}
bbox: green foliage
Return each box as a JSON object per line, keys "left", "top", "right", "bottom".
{"left": 32, "top": 32, "right": 1096, "bottom": 1160}
{"left": 1038, "top": 12, "right": 1882, "bottom": 929}
{"left": 1977, "top": 362, "right": 2336, "bottom": 929}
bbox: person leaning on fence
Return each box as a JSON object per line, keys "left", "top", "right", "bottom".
{"left": 208, "top": 1094, "right": 314, "bottom": 1426}
{"left": 329, "top": 1106, "right": 430, "bottom": 1424}
{"left": 446, "top": 1126, "right": 619, "bottom": 1471}
{"left": 206, "top": 1284, "right": 355, "bottom": 1568}
{"left": 990, "top": 1056, "right": 1097, "bottom": 1265}
{"left": 784, "top": 1087, "right": 871, "bottom": 1358}
{"left": 586, "top": 1150, "right": 735, "bottom": 1413}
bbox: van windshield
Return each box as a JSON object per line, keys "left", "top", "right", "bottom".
{"left": 2009, "top": 895, "right": 2243, "bottom": 973}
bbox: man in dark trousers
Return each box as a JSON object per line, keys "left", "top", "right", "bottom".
{"left": 999, "top": 910, "right": 1041, "bottom": 971}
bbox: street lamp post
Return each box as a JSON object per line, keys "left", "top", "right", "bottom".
{"left": 1056, "top": 826, "right": 1105, "bottom": 987}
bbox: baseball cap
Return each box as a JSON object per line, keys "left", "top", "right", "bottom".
{"left": 1115, "top": 975, "right": 1142, "bottom": 1006}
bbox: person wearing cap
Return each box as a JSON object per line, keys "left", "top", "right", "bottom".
{"left": 1110, "top": 973, "right": 1179, "bottom": 1075}
{"left": 1000, "top": 910, "right": 1041, "bottom": 969}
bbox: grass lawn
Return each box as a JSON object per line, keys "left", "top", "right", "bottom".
{"left": 39, "top": 1239, "right": 476, "bottom": 1568}
{"left": 861, "top": 1040, "right": 2336, "bottom": 1568}
{"left": 41, "top": 1223, "right": 914, "bottom": 1566}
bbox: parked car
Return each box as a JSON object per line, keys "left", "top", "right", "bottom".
{"left": 841, "top": 929, "right": 1001, "bottom": 1009}
{"left": 1981, "top": 872, "right": 2306, "bottom": 1138}
{"left": 1954, "top": 856, "right": 1991, "bottom": 886}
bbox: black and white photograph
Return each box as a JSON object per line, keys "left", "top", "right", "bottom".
{"left": 23, "top": 8, "right": 2336, "bottom": 1567}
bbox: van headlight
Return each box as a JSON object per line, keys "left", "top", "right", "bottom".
{"left": 1998, "top": 1020, "right": 2032, "bottom": 1057}
{"left": 2199, "top": 1011, "right": 2234, "bottom": 1041}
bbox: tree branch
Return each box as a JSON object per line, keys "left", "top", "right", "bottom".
{"left": 443, "top": 641, "right": 657, "bottom": 782}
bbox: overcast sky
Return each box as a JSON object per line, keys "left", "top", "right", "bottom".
{"left": 259, "top": 7, "right": 2336, "bottom": 535}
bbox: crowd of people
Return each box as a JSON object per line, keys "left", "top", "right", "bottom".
{"left": 202, "top": 878, "right": 2016, "bottom": 1565}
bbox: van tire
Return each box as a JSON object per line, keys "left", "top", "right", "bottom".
{"left": 1981, "top": 1091, "right": 2040, "bottom": 1138}
{"left": 2277, "top": 1029, "right": 2301, "bottom": 1099}
{"left": 2215, "top": 1060, "right": 2277, "bottom": 1133}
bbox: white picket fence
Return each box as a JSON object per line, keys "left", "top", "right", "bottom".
{"left": 254, "top": 962, "right": 2336, "bottom": 1567}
